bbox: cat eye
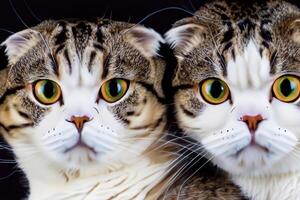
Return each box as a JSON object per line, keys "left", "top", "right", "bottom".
{"left": 272, "top": 75, "right": 300, "bottom": 103}
{"left": 33, "top": 80, "right": 62, "bottom": 105}
{"left": 200, "top": 78, "right": 230, "bottom": 104}
{"left": 100, "top": 78, "right": 129, "bottom": 103}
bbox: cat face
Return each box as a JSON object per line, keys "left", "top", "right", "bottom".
{"left": 166, "top": 1, "right": 300, "bottom": 176}
{"left": 0, "top": 19, "right": 166, "bottom": 171}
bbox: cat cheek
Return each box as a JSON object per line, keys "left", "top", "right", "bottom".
{"left": 272, "top": 99, "right": 300, "bottom": 126}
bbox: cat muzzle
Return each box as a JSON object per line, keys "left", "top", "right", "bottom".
{"left": 66, "top": 115, "right": 92, "bottom": 133}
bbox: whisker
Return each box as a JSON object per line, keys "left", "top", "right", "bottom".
{"left": 176, "top": 155, "right": 215, "bottom": 200}
{"left": 0, "top": 166, "right": 21, "bottom": 180}
{"left": 161, "top": 147, "right": 209, "bottom": 199}
{"left": 23, "top": 0, "right": 42, "bottom": 22}
{"left": 0, "top": 28, "right": 16, "bottom": 35}
{"left": 9, "top": 0, "right": 31, "bottom": 29}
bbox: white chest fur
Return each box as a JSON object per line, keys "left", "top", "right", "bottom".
{"left": 27, "top": 159, "right": 169, "bottom": 200}
{"left": 233, "top": 173, "right": 300, "bottom": 200}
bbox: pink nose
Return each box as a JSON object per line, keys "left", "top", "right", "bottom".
{"left": 66, "top": 115, "right": 91, "bottom": 133}
{"left": 241, "top": 114, "right": 264, "bottom": 133}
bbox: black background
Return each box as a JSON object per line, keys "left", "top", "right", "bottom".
{"left": 0, "top": 0, "right": 300, "bottom": 199}
{"left": 0, "top": 0, "right": 206, "bottom": 43}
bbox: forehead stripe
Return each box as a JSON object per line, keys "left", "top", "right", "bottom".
{"left": 88, "top": 51, "right": 97, "bottom": 72}
{"left": 217, "top": 52, "right": 227, "bottom": 76}
{"left": 93, "top": 20, "right": 109, "bottom": 52}
{"left": 55, "top": 21, "right": 68, "bottom": 45}
{"left": 93, "top": 26, "right": 105, "bottom": 52}
{"left": 101, "top": 53, "right": 110, "bottom": 80}
{"left": 270, "top": 50, "right": 278, "bottom": 74}
{"left": 53, "top": 55, "right": 60, "bottom": 76}
{"left": 63, "top": 49, "right": 72, "bottom": 74}
{"left": 96, "top": 25, "right": 104, "bottom": 44}
{"left": 93, "top": 44, "right": 104, "bottom": 51}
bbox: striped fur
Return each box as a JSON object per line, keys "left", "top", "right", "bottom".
{"left": 166, "top": 1, "right": 300, "bottom": 199}
{"left": 0, "top": 19, "right": 172, "bottom": 200}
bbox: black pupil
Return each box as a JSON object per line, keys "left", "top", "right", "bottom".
{"left": 210, "top": 80, "right": 224, "bottom": 98}
{"left": 280, "top": 78, "right": 294, "bottom": 97}
{"left": 43, "top": 81, "right": 55, "bottom": 98}
{"left": 109, "top": 80, "right": 122, "bottom": 97}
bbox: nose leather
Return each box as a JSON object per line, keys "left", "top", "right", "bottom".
{"left": 242, "top": 114, "right": 263, "bottom": 133}
{"left": 67, "top": 115, "right": 91, "bottom": 133}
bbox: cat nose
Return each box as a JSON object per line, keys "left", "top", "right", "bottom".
{"left": 66, "top": 115, "right": 91, "bottom": 133}
{"left": 241, "top": 114, "right": 264, "bottom": 133}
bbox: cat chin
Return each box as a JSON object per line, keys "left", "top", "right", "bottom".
{"left": 63, "top": 147, "right": 99, "bottom": 165}
{"left": 213, "top": 147, "right": 298, "bottom": 176}
{"left": 42, "top": 146, "right": 102, "bottom": 169}
{"left": 218, "top": 147, "right": 273, "bottom": 174}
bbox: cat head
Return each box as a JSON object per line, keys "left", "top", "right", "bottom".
{"left": 0, "top": 19, "right": 166, "bottom": 172}
{"left": 166, "top": 1, "right": 300, "bottom": 176}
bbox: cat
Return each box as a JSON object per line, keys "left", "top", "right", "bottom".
{"left": 0, "top": 18, "right": 173, "bottom": 200}
{"left": 166, "top": 0, "right": 300, "bottom": 199}
{"left": 154, "top": 42, "right": 246, "bottom": 200}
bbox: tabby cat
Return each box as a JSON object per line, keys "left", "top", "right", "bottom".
{"left": 0, "top": 18, "right": 172, "bottom": 200}
{"left": 166, "top": 0, "right": 300, "bottom": 199}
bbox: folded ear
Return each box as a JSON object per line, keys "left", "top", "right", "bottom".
{"left": 0, "top": 68, "right": 8, "bottom": 97}
{"left": 124, "top": 26, "right": 164, "bottom": 58}
{"left": 1, "top": 29, "right": 40, "bottom": 65}
{"left": 0, "top": 43, "right": 9, "bottom": 95}
{"left": 289, "top": 19, "right": 300, "bottom": 43}
{"left": 165, "top": 22, "right": 206, "bottom": 56}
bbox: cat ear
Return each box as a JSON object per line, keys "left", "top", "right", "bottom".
{"left": 165, "top": 22, "right": 206, "bottom": 56}
{"left": 1, "top": 29, "right": 40, "bottom": 65}
{"left": 0, "top": 44, "right": 9, "bottom": 96}
{"left": 289, "top": 19, "right": 300, "bottom": 43}
{"left": 124, "top": 26, "right": 164, "bottom": 58}
{"left": 0, "top": 68, "right": 8, "bottom": 97}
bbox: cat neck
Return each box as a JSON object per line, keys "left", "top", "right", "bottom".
{"left": 233, "top": 172, "right": 300, "bottom": 200}
{"left": 19, "top": 150, "right": 171, "bottom": 200}
{"left": 12, "top": 136, "right": 172, "bottom": 200}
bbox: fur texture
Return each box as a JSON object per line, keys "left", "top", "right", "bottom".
{"left": 166, "top": 1, "right": 300, "bottom": 199}
{"left": 0, "top": 19, "right": 172, "bottom": 200}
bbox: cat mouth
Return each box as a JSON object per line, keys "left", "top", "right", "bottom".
{"left": 235, "top": 143, "right": 270, "bottom": 157}
{"left": 234, "top": 133, "right": 270, "bottom": 157}
{"left": 64, "top": 140, "right": 97, "bottom": 155}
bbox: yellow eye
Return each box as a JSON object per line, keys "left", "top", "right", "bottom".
{"left": 100, "top": 79, "right": 129, "bottom": 103}
{"left": 33, "top": 80, "right": 61, "bottom": 105}
{"left": 272, "top": 75, "right": 300, "bottom": 103}
{"left": 200, "top": 78, "right": 230, "bottom": 104}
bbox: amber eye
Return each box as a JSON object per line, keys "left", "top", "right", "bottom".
{"left": 200, "top": 78, "right": 230, "bottom": 104}
{"left": 100, "top": 79, "right": 129, "bottom": 103}
{"left": 33, "top": 80, "right": 61, "bottom": 105}
{"left": 272, "top": 75, "right": 300, "bottom": 103}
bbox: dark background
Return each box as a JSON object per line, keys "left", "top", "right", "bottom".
{"left": 0, "top": 0, "right": 300, "bottom": 199}
{"left": 0, "top": 0, "right": 205, "bottom": 43}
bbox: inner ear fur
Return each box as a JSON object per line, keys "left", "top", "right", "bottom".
{"left": 124, "top": 26, "right": 164, "bottom": 58}
{"left": 1, "top": 29, "right": 40, "bottom": 65}
{"left": 165, "top": 17, "right": 207, "bottom": 56}
{"left": 289, "top": 19, "right": 300, "bottom": 43}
